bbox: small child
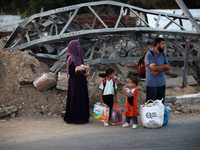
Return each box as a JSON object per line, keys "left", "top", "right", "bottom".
{"left": 75, "top": 64, "right": 90, "bottom": 80}
{"left": 122, "top": 76, "right": 139, "bottom": 129}
{"left": 99, "top": 68, "right": 117, "bottom": 127}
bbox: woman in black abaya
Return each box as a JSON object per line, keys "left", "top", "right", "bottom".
{"left": 64, "top": 40, "right": 89, "bottom": 124}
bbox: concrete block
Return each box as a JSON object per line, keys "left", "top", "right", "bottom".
{"left": 165, "top": 93, "right": 200, "bottom": 103}
{"left": 56, "top": 71, "right": 68, "bottom": 90}
{"left": 0, "top": 106, "right": 18, "bottom": 118}
{"left": 166, "top": 75, "right": 197, "bottom": 87}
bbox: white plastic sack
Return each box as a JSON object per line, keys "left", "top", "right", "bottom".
{"left": 140, "top": 99, "right": 164, "bottom": 128}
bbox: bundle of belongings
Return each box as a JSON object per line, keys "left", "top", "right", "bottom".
{"left": 140, "top": 99, "right": 169, "bottom": 128}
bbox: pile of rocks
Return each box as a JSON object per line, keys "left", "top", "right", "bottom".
{"left": 0, "top": 50, "right": 200, "bottom": 121}
{"left": 165, "top": 102, "right": 200, "bottom": 114}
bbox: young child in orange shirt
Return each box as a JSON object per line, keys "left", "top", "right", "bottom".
{"left": 122, "top": 76, "right": 139, "bottom": 129}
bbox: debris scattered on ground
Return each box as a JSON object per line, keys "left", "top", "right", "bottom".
{"left": 0, "top": 50, "right": 200, "bottom": 120}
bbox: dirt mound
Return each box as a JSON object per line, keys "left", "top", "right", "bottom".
{"left": 0, "top": 51, "right": 66, "bottom": 118}
{"left": 0, "top": 50, "right": 146, "bottom": 119}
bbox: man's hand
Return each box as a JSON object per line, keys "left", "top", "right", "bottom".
{"left": 150, "top": 63, "right": 170, "bottom": 73}
{"left": 151, "top": 70, "right": 159, "bottom": 76}
{"left": 164, "top": 64, "right": 170, "bottom": 71}
{"left": 150, "top": 64, "right": 170, "bottom": 75}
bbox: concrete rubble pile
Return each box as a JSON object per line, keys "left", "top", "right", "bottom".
{"left": 0, "top": 48, "right": 200, "bottom": 120}
{"left": 0, "top": 1, "right": 200, "bottom": 120}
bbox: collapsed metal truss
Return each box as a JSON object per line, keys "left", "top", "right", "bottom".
{"left": 2, "top": 0, "right": 200, "bottom": 68}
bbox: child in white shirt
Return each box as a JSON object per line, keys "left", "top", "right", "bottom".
{"left": 99, "top": 68, "right": 117, "bottom": 127}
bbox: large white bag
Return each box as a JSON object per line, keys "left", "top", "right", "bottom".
{"left": 140, "top": 99, "right": 164, "bottom": 128}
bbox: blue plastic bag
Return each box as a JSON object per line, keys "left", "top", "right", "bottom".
{"left": 162, "top": 104, "right": 169, "bottom": 126}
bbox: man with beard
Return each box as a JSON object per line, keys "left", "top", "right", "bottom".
{"left": 145, "top": 37, "right": 170, "bottom": 103}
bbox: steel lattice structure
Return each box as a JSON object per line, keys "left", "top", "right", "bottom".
{"left": 2, "top": 0, "right": 200, "bottom": 67}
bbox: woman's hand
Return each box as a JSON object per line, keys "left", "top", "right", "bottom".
{"left": 86, "top": 65, "right": 89, "bottom": 72}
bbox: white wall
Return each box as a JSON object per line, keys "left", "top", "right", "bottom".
{"left": 0, "top": 15, "right": 24, "bottom": 31}
{"left": 148, "top": 9, "right": 200, "bottom": 31}
{"left": 130, "top": 9, "right": 200, "bottom": 32}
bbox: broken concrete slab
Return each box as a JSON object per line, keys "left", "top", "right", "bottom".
{"left": 111, "top": 63, "right": 129, "bottom": 78}
{"left": 33, "top": 72, "right": 57, "bottom": 90}
{"left": 165, "top": 93, "right": 200, "bottom": 103}
{"left": 0, "top": 105, "right": 18, "bottom": 118}
{"left": 166, "top": 75, "right": 197, "bottom": 88}
{"left": 56, "top": 71, "right": 68, "bottom": 90}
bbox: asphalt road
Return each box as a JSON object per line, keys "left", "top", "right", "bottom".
{"left": 0, "top": 116, "right": 200, "bottom": 150}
